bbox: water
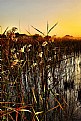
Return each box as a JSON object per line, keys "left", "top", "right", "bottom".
{"left": 46, "top": 52, "right": 81, "bottom": 121}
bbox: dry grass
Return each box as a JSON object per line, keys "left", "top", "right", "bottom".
{"left": 0, "top": 35, "right": 81, "bottom": 120}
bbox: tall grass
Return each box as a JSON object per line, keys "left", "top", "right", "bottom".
{"left": 0, "top": 34, "right": 81, "bottom": 120}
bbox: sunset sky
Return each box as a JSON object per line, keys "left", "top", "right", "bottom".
{"left": 0, "top": 0, "right": 81, "bottom": 37}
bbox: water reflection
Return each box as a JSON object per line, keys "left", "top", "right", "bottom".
{"left": 54, "top": 53, "right": 81, "bottom": 102}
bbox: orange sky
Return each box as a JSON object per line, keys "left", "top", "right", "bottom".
{"left": 0, "top": 0, "right": 81, "bottom": 37}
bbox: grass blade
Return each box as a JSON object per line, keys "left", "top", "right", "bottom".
{"left": 31, "top": 25, "right": 45, "bottom": 36}
{"left": 48, "top": 22, "right": 58, "bottom": 34}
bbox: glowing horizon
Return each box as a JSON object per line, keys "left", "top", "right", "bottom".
{"left": 0, "top": 0, "right": 81, "bottom": 37}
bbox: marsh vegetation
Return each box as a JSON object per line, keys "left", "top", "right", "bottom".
{"left": 0, "top": 30, "right": 81, "bottom": 121}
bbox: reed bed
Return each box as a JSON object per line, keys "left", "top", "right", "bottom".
{"left": 0, "top": 36, "right": 81, "bottom": 121}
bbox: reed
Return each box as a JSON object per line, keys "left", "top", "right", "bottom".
{"left": 0, "top": 29, "right": 81, "bottom": 121}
